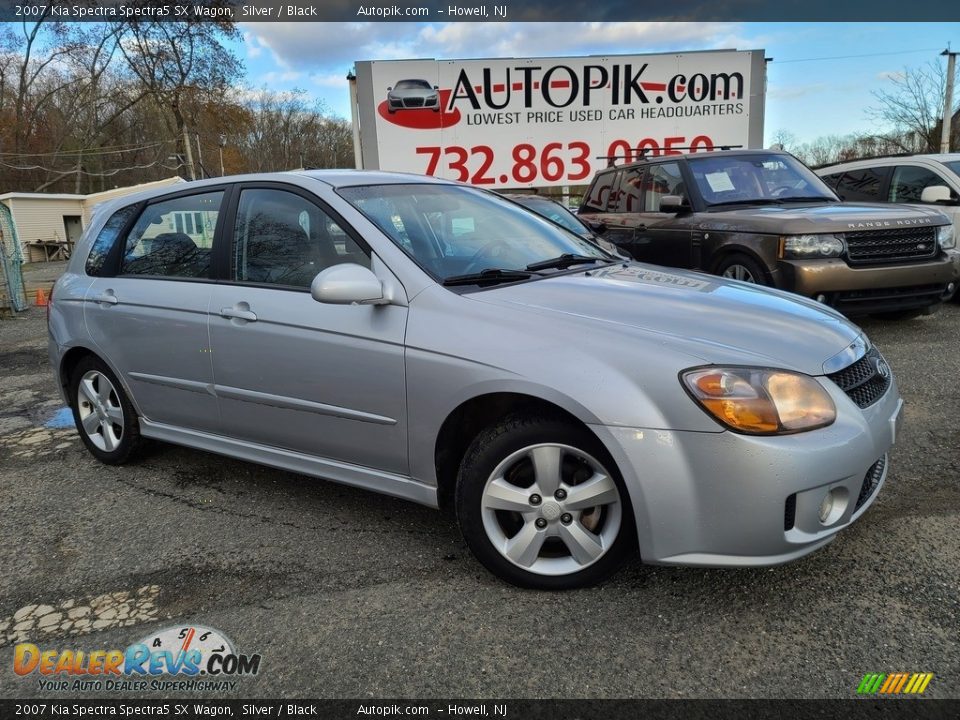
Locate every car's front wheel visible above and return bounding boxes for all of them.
[70,355,143,465]
[455,414,634,589]
[717,253,769,285]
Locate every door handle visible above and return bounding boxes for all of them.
[95,291,118,305]
[219,305,257,322]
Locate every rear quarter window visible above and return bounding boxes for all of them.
[85,205,138,277]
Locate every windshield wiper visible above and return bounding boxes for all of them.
[525,254,606,271]
[777,195,839,202]
[707,198,784,207]
[442,268,535,286]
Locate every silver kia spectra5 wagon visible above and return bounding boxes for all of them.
[48,171,903,589]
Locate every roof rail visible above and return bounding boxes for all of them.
[814,151,929,170]
[595,145,744,167]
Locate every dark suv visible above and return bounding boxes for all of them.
[578,150,959,317]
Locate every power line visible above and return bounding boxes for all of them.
[0,158,181,176]
[774,48,944,64]
[0,141,173,159]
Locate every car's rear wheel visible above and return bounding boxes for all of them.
[717,254,768,285]
[70,356,143,465]
[455,414,634,589]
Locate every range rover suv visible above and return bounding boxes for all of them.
[578,150,959,318]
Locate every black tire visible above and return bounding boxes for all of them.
[455,413,635,590]
[715,253,770,286]
[69,355,143,465]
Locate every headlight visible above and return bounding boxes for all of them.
[681,367,836,434]
[780,234,844,259]
[937,224,955,250]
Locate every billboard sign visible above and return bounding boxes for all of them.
[352,50,766,188]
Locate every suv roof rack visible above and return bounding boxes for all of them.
[596,145,745,168]
[813,152,931,171]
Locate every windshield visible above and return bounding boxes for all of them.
[687,153,837,206]
[395,80,431,90]
[514,198,591,237]
[339,184,610,282]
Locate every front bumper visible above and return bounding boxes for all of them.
[777,251,960,313]
[592,375,902,567]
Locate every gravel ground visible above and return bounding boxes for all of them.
[0,293,957,699]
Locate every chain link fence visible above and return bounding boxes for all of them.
[0,202,27,313]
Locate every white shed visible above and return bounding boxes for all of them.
[0,177,185,263]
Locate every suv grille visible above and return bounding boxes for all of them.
[826,348,891,408]
[844,226,938,265]
[855,456,887,511]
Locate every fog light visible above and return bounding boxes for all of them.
[818,493,834,523]
[817,487,849,526]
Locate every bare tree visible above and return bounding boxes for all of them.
[114,10,241,179]
[868,60,960,152]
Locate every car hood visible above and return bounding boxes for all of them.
[698,201,949,234]
[468,263,862,376]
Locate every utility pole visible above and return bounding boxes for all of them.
[181,124,196,181]
[195,132,205,179]
[941,47,957,153]
[218,135,226,177]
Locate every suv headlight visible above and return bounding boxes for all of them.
[681,367,836,435]
[937,224,955,250]
[780,234,845,259]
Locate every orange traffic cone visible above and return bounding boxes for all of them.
[35,288,48,307]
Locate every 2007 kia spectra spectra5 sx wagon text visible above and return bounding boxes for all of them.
[48,171,903,589]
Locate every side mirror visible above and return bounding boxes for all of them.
[433,85,439,90]
[585,219,607,235]
[920,185,953,204]
[387,86,393,92]
[659,195,688,213]
[311,264,386,305]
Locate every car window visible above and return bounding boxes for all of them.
[888,166,954,203]
[818,172,843,190]
[834,168,888,202]
[232,188,369,288]
[119,192,222,278]
[339,184,608,281]
[641,163,684,212]
[582,171,617,212]
[85,205,137,277]
[615,167,644,213]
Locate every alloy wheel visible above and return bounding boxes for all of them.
[479,443,622,576]
[76,370,124,452]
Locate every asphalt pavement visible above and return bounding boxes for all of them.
[0,297,957,699]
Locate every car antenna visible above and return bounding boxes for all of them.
[595,145,745,167]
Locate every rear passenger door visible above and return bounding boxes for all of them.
[83,189,227,432]
[206,184,409,475]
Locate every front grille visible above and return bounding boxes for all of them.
[404,97,425,107]
[784,493,797,531]
[844,226,938,266]
[827,347,891,408]
[855,456,887,511]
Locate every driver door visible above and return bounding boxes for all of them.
[207,184,410,475]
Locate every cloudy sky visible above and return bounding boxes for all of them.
[237,21,960,144]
